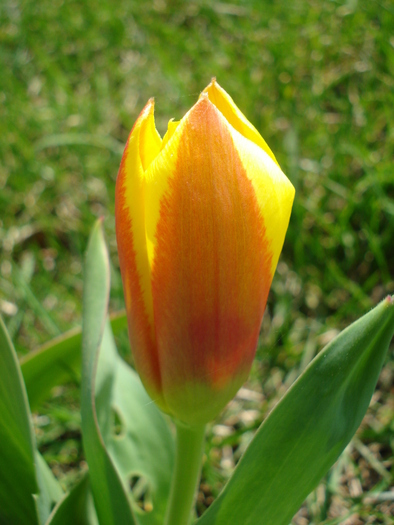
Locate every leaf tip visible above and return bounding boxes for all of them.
[385,295,393,306]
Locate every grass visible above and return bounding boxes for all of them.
[1,0,394,522]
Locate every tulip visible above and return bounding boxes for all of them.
[115,79,295,426]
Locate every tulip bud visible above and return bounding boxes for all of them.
[115,80,295,425]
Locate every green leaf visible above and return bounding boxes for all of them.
[45,474,99,525]
[197,296,394,525]
[81,219,175,524]
[20,311,127,410]
[35,451,64,524]
[0,316,39,525]
[98,321,174,525]
[81,219,136,525]
[0,317,64,525]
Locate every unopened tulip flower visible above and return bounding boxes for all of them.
[115,80,295,426]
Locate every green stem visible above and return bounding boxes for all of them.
[164,421,206,525]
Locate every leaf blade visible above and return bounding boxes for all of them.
[81,219,136,525]
[0,317,64,525]
[103,330,175,524]
[197,296,394,525]
[0,316,39,525]
[45,474,99,525]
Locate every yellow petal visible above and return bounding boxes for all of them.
[144,111,192,267]
[226,123,295,274]
[161,119,180,150]
[115,100,166,409]
[117,100,160,326]
[139,98,162,171]
[202,78,280,167]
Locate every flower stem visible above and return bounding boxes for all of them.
[164,421,206,525]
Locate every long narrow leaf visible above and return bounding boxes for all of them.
[45,474,98,525]
[197,296,394,525]
[81,219,136,525]
[0,316,39,525]
[35,452,64,524]
[97,321,174,525]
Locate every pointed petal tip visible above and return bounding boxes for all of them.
[201,77,219,96]
[204,77,219,93]
[194,93,218,115]
[146,97,155,112]
[139,98,155,117]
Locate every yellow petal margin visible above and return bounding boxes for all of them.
[115,99,167,411]
[203,78,280,166]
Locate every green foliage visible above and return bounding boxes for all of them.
[197,297,394,525]
[0,316,63,524]
[0,316,39,524]
[81,219,136,524]
[46,474,98,525]
[0,221,394,525]
[20,311,127,410]
[80,220,174,525]
[0,222,176,524]
[1,220,393,524]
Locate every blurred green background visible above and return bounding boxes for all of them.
[1,0,394,522]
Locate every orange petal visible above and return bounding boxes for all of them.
[150,97,274,424]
